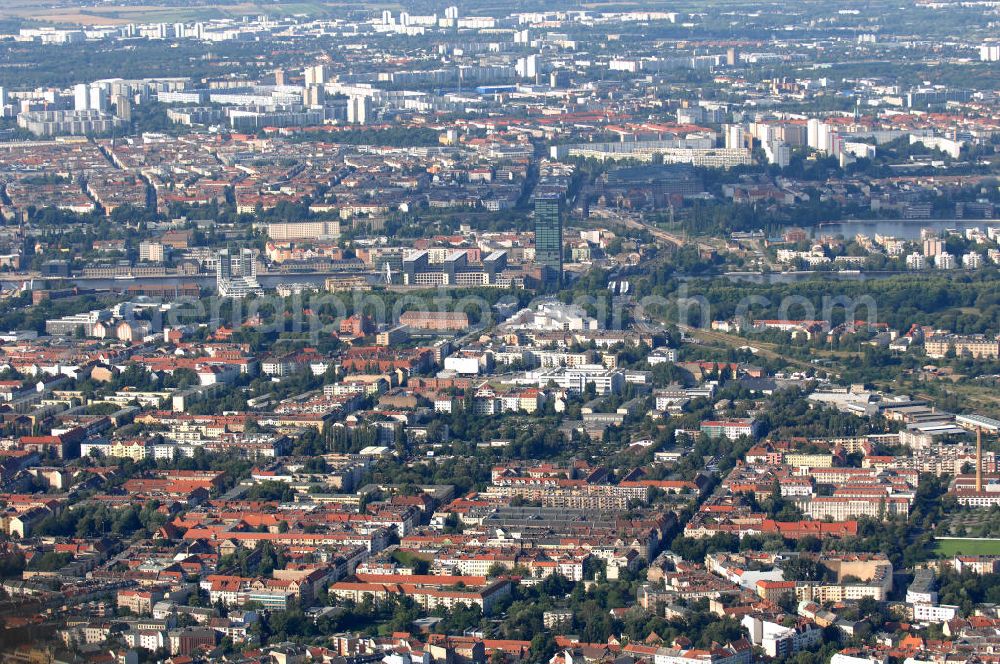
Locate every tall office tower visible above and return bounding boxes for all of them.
[817,124,833,153]
[763,140,790,168]
[534,194,563,287]
[304,65,327,86]
[381,10,393,24]
[445,6,459,19]
[516,54,538,79]
[74,83,90,111]
[304,85,325,107]
[110,80,131,97]
[216,248,263,298]
[923,237,944,257]
[806,118,821,150]
[0,86,7,108]
[139,241,165,263]
[273,69,287,86]
[829,132,844,157]
[347,95,372,124]
[724,124,745,149]
[89,85,109,112]
[112,95,132,121]
[726,47,738,66]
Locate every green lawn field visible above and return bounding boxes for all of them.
[934,539,1000,557]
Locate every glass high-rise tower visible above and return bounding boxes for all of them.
[216,248,263,298]
[534,194,563,287]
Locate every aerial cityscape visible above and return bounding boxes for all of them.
[0,0,998,662]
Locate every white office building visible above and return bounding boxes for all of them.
[347,95,373,124]
[935,252,956,270]
[74,83,90,111]
[89,84,109,112]
[763,140,790,167]
[522,364,624,395]
[724,124,745,149]
[216,248,263,298]
[963,252,983,269]
[912,603,958,623]
[516,54,538,79]
[905,252,927,270]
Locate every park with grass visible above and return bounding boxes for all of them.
[934,538,1000,557]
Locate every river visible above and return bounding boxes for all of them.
[813,218,995,240]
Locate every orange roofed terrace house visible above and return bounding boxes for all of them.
[329,573,512,615]
[653,640,753,664]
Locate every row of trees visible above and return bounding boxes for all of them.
[33,500,168,539]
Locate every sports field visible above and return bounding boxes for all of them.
[934,539,1000,556]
